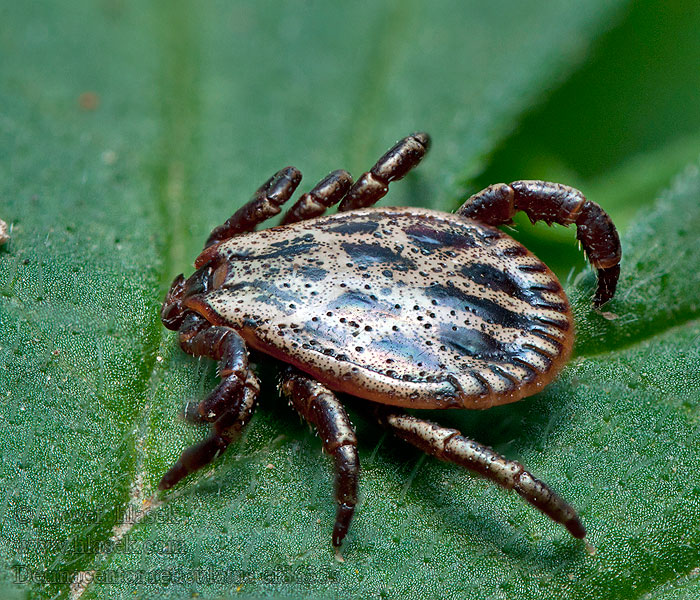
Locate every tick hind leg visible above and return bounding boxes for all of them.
[159,312,260,490]
[281,368,359,547]
[205,166,302,248]
[457,180,621,306]
[375,408,586,539]
[337,132,431,212]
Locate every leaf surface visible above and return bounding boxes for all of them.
[3,2,700,599]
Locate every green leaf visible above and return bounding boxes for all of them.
[3,1,700,599]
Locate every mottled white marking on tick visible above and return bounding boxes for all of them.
[196,207,573,409]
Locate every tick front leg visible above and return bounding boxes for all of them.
[457,180,621,306]
[376,408,586,539]
[158,312,260,490]
[338,132,430,212]
[161,274,188,331]
[205,166,302,248]
[177,313,250,422]
[281,368,359,547]
[280,169,354,225]
[159,371,259,490]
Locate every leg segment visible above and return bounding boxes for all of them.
[337,132,431,212]
[280,169,354,225]
[159,371,259,490]
[457,180,621,306]
[159,312,259,490]
[280,368,359,547]
[176,313,249,422]
[205,166,302,248]
[376,408,586,539]
[161,274,188,331]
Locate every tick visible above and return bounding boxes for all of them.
[159,132,621,547]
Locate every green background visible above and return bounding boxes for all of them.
[1,1,700,598]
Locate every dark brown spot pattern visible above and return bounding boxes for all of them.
[194,207,574,409]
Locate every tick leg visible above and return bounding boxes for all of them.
[281,368,359,547]
[375,408,586,539]
[176,312,250,422]
[159,371,259,490]
[457,181,621,306]
[337,132,431,212]
[280,169,354,225]
[205,166,302,248]
[161,274,188,331]
[160,308,258,489]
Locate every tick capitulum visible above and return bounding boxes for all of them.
[159,132,621,547]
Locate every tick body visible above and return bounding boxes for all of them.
[190,208,573,410]
[159,132,621,547]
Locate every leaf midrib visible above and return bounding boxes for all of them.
[69,3,202,597]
